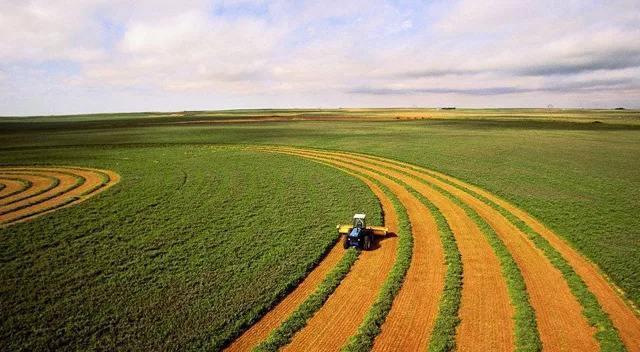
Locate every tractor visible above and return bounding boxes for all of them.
[336,214,388,250]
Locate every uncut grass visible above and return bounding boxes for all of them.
[0,146,381,351]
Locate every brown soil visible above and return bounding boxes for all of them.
[0,167,119,226]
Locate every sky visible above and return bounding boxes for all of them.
[1,0,639,115]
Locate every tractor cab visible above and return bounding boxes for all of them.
[353,214,366,229]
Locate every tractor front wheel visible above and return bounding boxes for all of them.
[343,235,350,249]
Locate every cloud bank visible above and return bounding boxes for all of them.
[1,0,639,115]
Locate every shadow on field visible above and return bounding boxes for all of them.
[370,232,397,250]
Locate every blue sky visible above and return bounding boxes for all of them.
[0,0,639,115]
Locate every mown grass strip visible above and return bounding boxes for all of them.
[279,148,461,352]
[0,177,32,200]
[253,248,360,352]
[7,196,80,224]
[415,181,541,352]
[253,149,399,352]
[0,174,85,216]
[0,174,59,206]
[413,191,463,352]
[321,150,538,351]
[420,169,625,351]
[341,184,412,352]
[371,174,462,351]
[347,150,625,351]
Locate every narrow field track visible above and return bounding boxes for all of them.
[0,166,120,226]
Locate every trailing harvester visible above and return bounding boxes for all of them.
[337,214,388,250]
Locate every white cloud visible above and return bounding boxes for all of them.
[0,0,107,62]
[1,0,639,115]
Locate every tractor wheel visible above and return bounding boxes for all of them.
[363,235,372,250]
[343,235,350,249]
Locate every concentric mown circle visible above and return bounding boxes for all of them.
[0,166,120,226]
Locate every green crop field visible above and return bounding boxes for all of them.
[1,108,639,350]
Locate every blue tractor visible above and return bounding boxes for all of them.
[337,214,388,250]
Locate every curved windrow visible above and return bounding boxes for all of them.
[224,146,640,352]
[0,166,120,226]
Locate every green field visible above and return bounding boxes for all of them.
[1,108,639,349]
[0,146,381,350]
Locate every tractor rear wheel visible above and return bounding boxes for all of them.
[363,234,372,250]
[343,235,350,249]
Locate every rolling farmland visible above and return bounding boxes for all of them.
[1,109,639,351]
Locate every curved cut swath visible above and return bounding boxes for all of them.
[225,146,640,352]
[0,166,120,226]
